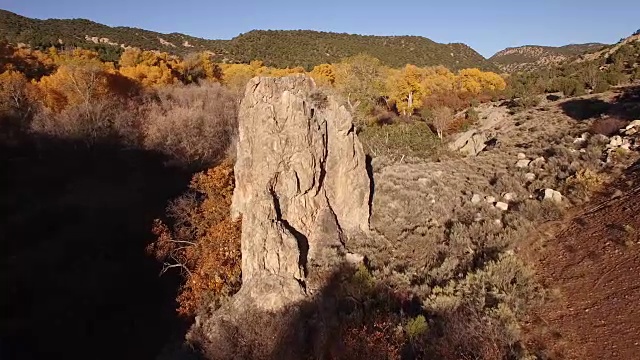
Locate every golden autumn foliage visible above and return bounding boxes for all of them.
[36,61,113,112]
[36,58,139,112]
[118,49,182,87]
[386,65,425,115]
[0,70,37,137]
[220,63,256,92]
[50,48,103,65]
[178,52,223,83]
[147,160,241,316]
[119,62,177,87]
[263,66,305,77]
[456,68,506,94]
[310,63,336,86]
[0,70,33,111]
[385,65,504,115]
[421,66,456,94]
[334,54,387,115]
[0,43,55,79]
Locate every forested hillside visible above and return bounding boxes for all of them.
[0,9,496,70]
[490,43,607,72]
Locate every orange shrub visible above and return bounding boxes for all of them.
[147,160,241,316]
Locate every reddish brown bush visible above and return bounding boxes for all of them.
[434,307,509,360]
[446,115,474,134]
[422,92,469,112]
[335,319,403,360]
[147,160,241,316]
[589,116,626,136]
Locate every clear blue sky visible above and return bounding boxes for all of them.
[1,0,638,57]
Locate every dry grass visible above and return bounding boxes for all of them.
[30,99,140,145]
[142,82,238,167]
[358,121,444,160]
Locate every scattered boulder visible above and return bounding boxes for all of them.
[503,192,516,202]
[485,195,496,203]
[495,201,509,211]
[624,127,638,136]
[625,120,640,130]
[524,172,536,181]
[516,159,531,168]
[609,135,623,147]
[592,134,610,143]
[449,129,476,151]
[623,121,640,136]
[471,193,482,204]
[573,132,589,145]
[531,157,546,166]
[345,252,366,266]
[449,129,492,156]
[459,133,489,156]
[517,152,527,160]
[542,188,563,203]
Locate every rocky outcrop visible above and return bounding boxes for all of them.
[448,105,509,156]
[232,74,370,307]
[192,74,371,355]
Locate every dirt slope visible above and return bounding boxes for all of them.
[529,167,640,359]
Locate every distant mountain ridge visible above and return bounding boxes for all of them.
[0,9,497,71]
[490,43,608,72]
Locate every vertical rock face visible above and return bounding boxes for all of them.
[230,75,370,311]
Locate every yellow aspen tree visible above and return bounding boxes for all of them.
[119,63,177,87]
[220,63,256,92]
[119,48,143,67]
[422,66,456,94]
[334,54,385,114]
[310,63,336,86]
[37,61,110,111]
[0,70,35,116]
[456,68,483,94]
[386,64,425,115]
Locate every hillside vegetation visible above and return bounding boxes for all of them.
[0,9,496,71]
[503,32,640,104]
[490,43,607,72]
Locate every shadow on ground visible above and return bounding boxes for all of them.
[0,134,193,359]
[560,85,640,121]
[191,264,516,360]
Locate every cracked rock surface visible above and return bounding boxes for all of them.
[231,74,370,311]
